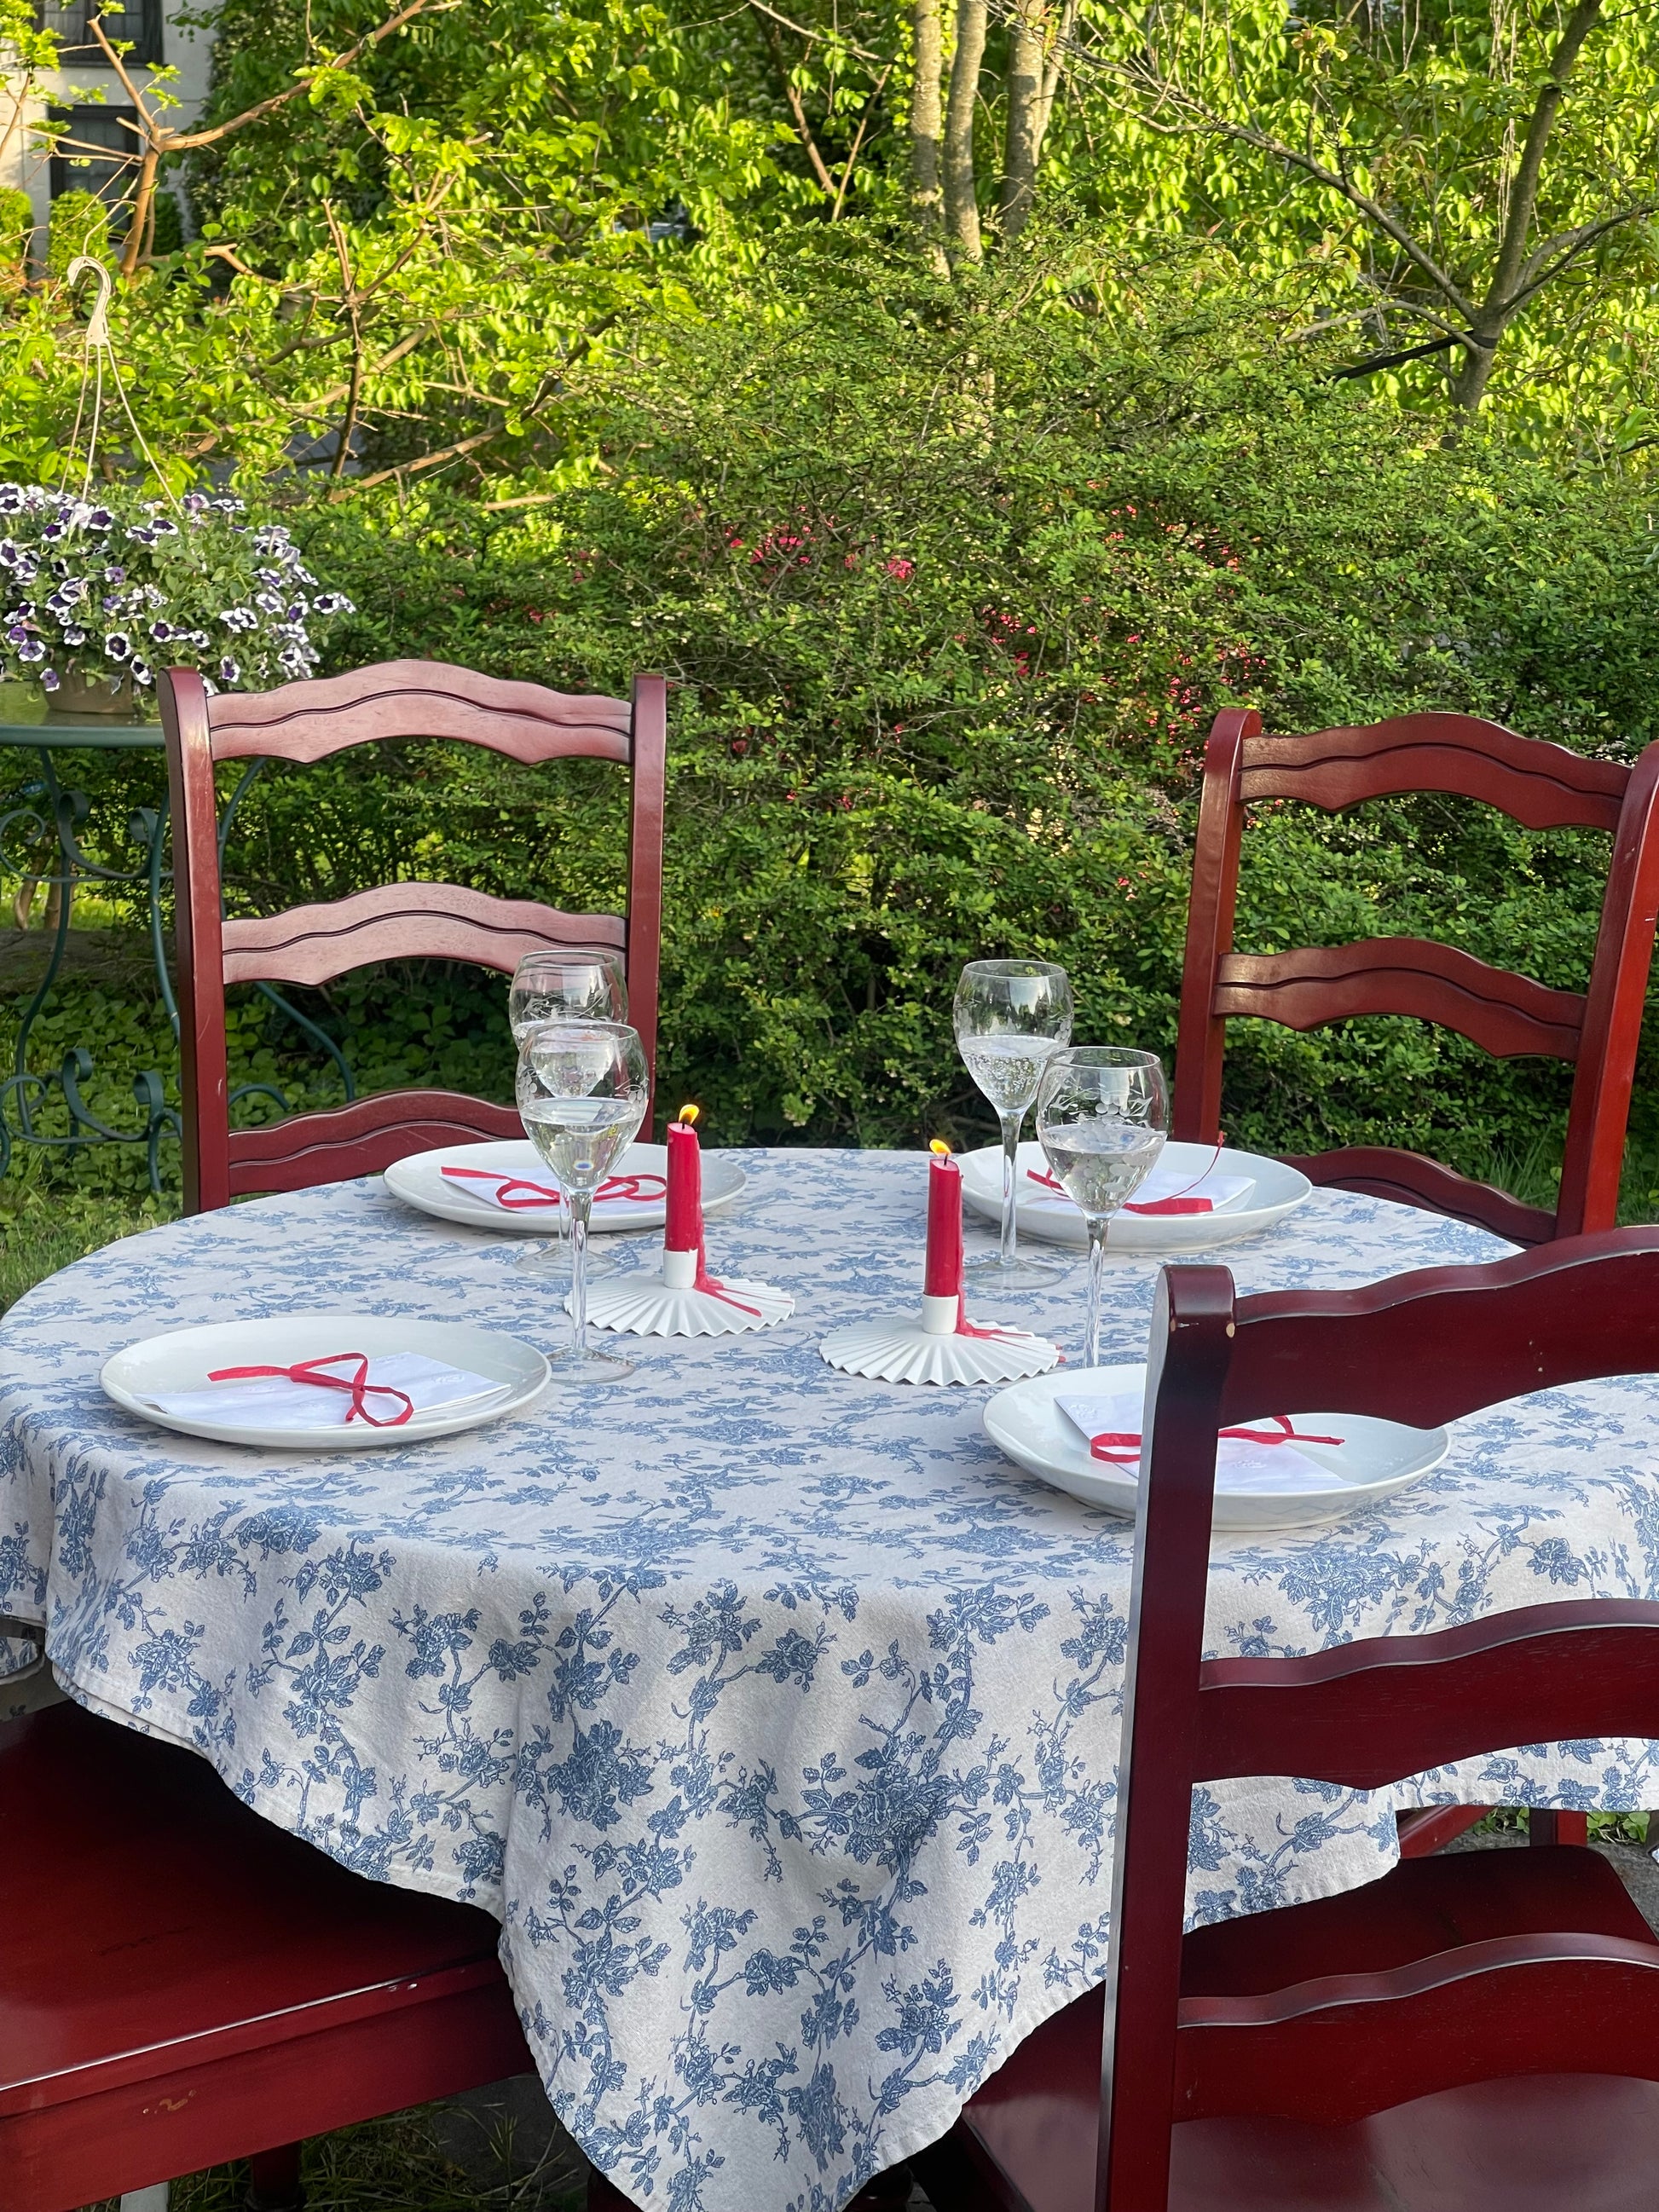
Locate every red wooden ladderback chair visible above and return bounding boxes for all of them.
[934,1230,1659,2212]
[160,659,667,1215]
[1174,710,1659,1246]
[0,1695,532,2210]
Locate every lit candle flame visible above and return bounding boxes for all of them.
[678,1104,701,1127]
[929,1138,951,1157]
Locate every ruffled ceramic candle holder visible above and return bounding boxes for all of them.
[579,1245,795,1337]
[819,1141,1060,1386]
[576,1105,793,1339]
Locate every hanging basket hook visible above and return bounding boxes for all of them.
[66,255,114,352]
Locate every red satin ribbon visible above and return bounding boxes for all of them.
[1089,1412,1344,1465]
[205,1352,415,1428]
[1027,1143,1226,1216]
[441,1166,668,1210]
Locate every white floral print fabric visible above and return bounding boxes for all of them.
[3,1151,1657,2212]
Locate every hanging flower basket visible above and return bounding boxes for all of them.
[0,482,355,713]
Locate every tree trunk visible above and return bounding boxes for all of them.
[910,0,948,271]
[944,0,986,263]
[998,0,1047,241]
[1449,330,1501,412]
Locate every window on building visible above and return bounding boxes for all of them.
[37,0,163,69]
[49,105,140,207]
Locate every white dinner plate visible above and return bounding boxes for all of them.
[383,1140,747,1237]
[961,1140,1311,1252]
[982,1363,1448,1529]
[101,1315,552,1451]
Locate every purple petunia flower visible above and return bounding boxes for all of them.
[105,565,125,584]
[150,620,172,641]
[104,632,131,661]
[313,592,351,615]
[17,638,45,662]
[62,626,84,645]
[40,667,58,691]
[6,623,26,644]
[219,656,240,684]
[130,658,153,685]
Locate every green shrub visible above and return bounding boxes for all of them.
[0,188,33,271]
[46,189,109,278]
[11,235,1659,1196]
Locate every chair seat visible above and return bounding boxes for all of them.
[959,1848,1659,2212]
[1,1701,530,2211]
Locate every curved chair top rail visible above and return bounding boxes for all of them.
[1241,713,1628,832]
[194,660,635,767]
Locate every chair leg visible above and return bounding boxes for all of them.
[1530,1810,1590,1846]
[247,2145,305,2210]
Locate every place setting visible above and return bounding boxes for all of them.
[95,950,790,1449]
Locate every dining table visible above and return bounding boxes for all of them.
[5,1146,1659,2212]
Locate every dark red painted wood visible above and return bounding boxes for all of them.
[1396,1805,1488,1857]
[942,1229,1659,2212]
[1214,938,1587,1060]
[0,1700,532,2212]
[1171,712,1659,1244]
[160,661,668,1215]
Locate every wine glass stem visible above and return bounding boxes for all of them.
[1084,1217,1108,1367]
[998,1110,1024,1268]
[569,1192,593,1359]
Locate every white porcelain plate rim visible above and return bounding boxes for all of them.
[960,1139,1311,1251]
[981,1361,1449,1529]
[383,1139,747,1236]
[101,1314,552,1451]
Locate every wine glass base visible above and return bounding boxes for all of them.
[546,1342,634,1383]
[514,1241,618,1278]
[964,1249,1073,1288]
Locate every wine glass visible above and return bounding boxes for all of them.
[955,958,1074,1286]
[1035,1047,1168,1367]
[516,1019,650,1383]
[508,954,628,1275]
[509,952,627,1040]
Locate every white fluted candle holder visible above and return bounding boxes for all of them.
[573,1245,795,1338]
[820,1292,1061,1387]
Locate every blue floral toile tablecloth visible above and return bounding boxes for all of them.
[4,1148,1659,2211]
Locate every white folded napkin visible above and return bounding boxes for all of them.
[1055,1389,1344,1493]
[146,1352,504,1430]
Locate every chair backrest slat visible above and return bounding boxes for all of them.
[160,658,667,1214]
[1238,714,1627,829]
[1173,708,1659,1242]
[1096,1233,1659,2212]
[1215,940,1587,1060]
[220,886,627,990]
[204,658,633,765]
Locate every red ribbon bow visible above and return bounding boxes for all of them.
[1089,1412,1344,1465]
[441,1166,668,1210]
[205,1352,415,1428]
[1027,1143,1226,1216]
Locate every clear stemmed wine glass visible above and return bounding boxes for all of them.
[516,1019,650,1383]
[1035,1047,1169,1367]
[508,955,629,1276]
[509,951,627,1040]
[955,958,1075,1287]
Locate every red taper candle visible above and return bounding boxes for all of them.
[665,1104,704,1253]
[924,1139,963,1297]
